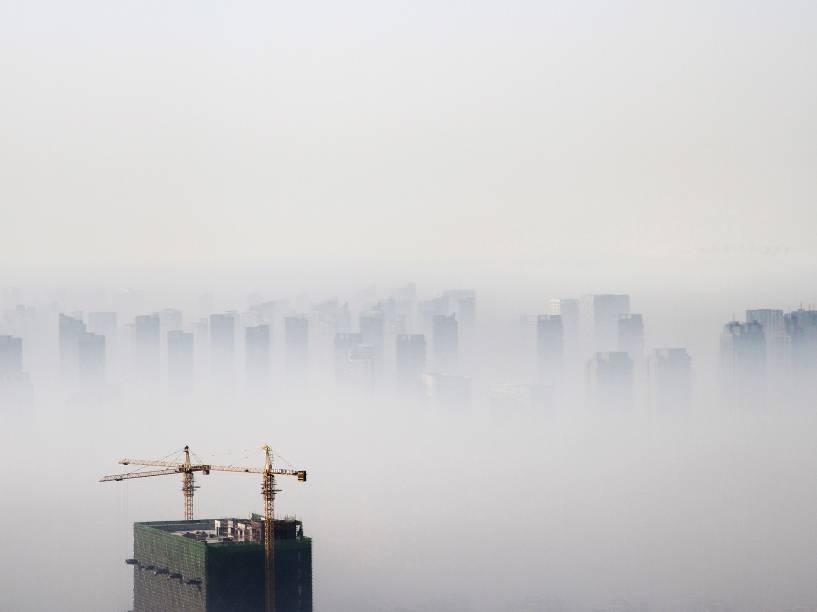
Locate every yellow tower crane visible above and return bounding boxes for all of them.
[99,445,211,520]
[100,444,307,612]
[206,445,307,612]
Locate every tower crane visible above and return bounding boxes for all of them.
[206,445,307,612]
[100,444,307,612]
[99,445,211,520]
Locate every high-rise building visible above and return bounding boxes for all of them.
[550,298,579,353]
[131,517,312,612]
[443,290,476,330]
[536,315,563,385]
[587,351,634,408]
[784,309,817,399]
[59,313,86,381]
[334,332,363,385]
[346,343,375,388]
[167,330,194,393]
[245,324,271,385]
[0,335,23,373]
[746,309,788,393]
[720,320,766,409]
[132,314,161,381]
[285,315,309,374]
[395,334,426,392]
[209,313,237,379]
[582,294,630,354]
[359,310,385,378]
[617,314,644,362]
[432,313,458,373]
[77,332,106,385]
[647,348,691,411]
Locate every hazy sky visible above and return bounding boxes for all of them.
[2,1,816,276]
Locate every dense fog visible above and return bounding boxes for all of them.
[3,1,817,611]
[3,274,817,612]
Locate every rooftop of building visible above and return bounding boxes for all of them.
[136,516,306,546]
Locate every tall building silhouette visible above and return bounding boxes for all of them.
[132,314,161,382]
[59,313,86,382]
[396,334,426,392]
[720,320,766,409]
[334,332,363,386]
[647,348,691,411]
[209,313,237,378]
[77,332,106,385]
[245,324,271,385]
[784,309,817,401]
[0,335,23,373]
[536,315,563,385]
[359,310,385,380]
[587,351,634,409]
[582,294,630,354]
[285,315,309,375]
[617,313,644,368]
[167,330,194,394]
[432,313,458,373]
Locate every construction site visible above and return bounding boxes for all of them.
[130,516,312,612]
[101,445,311,612]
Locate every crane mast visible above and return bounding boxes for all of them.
[100,444,211,520]
[262,445,279,612]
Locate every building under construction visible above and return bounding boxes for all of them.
[130,516,312,612]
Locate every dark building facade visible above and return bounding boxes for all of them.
[131,517,312,612]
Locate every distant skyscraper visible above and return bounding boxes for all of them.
[59,313,86,382]
[432,313,458,373]
[536,315,563,385]
[418,297,446,337]
[209,313,237,376]
[346,343,375,388]
[59,314,85,381]
[245,324,271,385]
[334,332,363,385]
[77,332,106,385]
[720,320,766,409]
[647,348,691,411]
[550,298,579,352]
[285,315,309,374]
[0,335,23,373]
[784,309,817,391]
[582,294,630,354]
[359,310,385,379]
[132,314,160,382]
[746,309,787,392]
[587,351,634,409]
[617,314,644,363]
[396,334,426,392]
[167,330,194,394]
[443,290,476,330]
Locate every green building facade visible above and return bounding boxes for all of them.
[131,518,312,612]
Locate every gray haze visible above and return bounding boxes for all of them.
[2,2,817,612]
